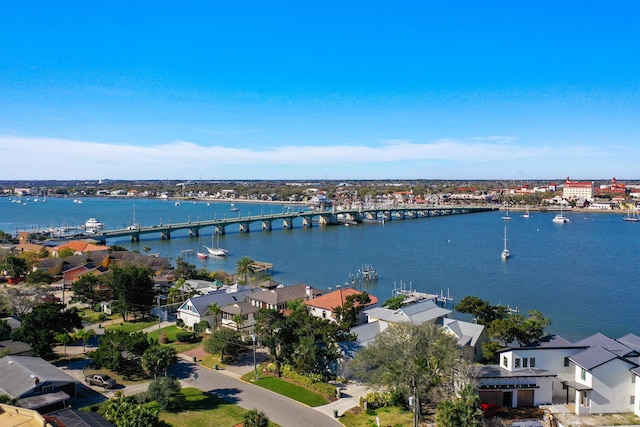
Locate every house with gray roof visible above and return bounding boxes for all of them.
[442,318,487,362]
[220,300,261,332]
[363,299,451,325]
[474,332,640,415]
[567,333,640,416]
[176,287,254,329]
[0,356,79,412]
[246,283,322,311]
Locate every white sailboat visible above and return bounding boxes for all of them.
[624,208,640,222]
[502,204,512,220]
[127,204,140,229]
[552,206,570,223]
[501,225,510,261]
[203,232,228,256]
[522,205,530,219]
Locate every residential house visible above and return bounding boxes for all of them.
[51,242,110,260]
[176,287,254,329]
[567,333,640,416]
[220,300,261,332]
[473,332,640,414]
[363,299,451,326]
[0,356,79,412]
[304,288,378,325]
[246,283,322,311]
[0,403,54,426]
[108,251,170,274]
[442,318,487,362]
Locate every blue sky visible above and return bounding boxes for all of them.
[1,1,639,180]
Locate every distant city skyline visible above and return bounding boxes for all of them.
[1,2,639,180]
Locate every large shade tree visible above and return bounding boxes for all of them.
[350,322,463,426]
[108,263,155,322]
[12,302,82,357]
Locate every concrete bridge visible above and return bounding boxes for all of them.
[91,205,495,243]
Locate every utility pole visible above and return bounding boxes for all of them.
[252,327,258,381]
[157,295,162,332]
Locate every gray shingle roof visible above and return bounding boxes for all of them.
[443,318,485,347]
[350,320,389,347]
[570,346,622,371]
[179,287,254,316]
[248,283,321,306]
[0,356,78,398]
[364,300,451,325]
[573,332,636,357]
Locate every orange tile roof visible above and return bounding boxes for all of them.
[53,241,110,253]
[304,288,378,311]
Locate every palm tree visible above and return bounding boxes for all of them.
[55,333,71,356]
[207,302,221,330]
[143,246,151,255]
[243,409,269,427]
[232,313,245,331]
[74,328,96,353]
[235,256,254,286]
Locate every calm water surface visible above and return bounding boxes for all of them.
[1,196,638,341]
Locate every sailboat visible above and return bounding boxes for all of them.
[624,208,640,222]
[522,205,530,219]
[127,204,140,230]
[552,206,570,223]
[501,225,510,261]
[203,232,229,256]
[502,204,512,220]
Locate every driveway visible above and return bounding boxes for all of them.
[169,360,342,427]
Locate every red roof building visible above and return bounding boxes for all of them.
[305,288,378,324]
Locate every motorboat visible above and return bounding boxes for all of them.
[85,217,105,232]
[197,251,208,259]
[230,203,239,212]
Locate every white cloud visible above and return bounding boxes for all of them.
[0,134,625,180]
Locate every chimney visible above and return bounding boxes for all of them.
[305,285,313,300]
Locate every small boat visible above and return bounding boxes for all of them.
[230,203,239,212]
[552,207,570,224]
[501,225,510,261]
[624,209,640,222]
[522,206,530,219]
[502,204,512,220]
[197,251,208,259]
[127,204,140,229]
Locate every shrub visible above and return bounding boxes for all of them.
[159,332,169,344]
[176,318,184,328]
[364,391,395,409]
[176,332,197,343]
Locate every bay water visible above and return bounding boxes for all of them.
[2,196,637,342]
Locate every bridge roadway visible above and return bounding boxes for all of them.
[90,205,494,243]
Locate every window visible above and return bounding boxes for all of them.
[503,356,508,368]
[42,385,53,393]
[515,358,521,368]
[581,368,587,381]
[523,358,528,368]
[633,373,637,384]
[631,395,635,405]
[564,357,570,367]
[530,358,536,368]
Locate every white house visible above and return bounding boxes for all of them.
[176,287,253,329]
[305,288,378,324]
[567,333,640,416]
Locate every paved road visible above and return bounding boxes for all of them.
[169,360,342,427]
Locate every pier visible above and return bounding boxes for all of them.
[55,204,494,244]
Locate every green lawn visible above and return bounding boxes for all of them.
[147,324,182,342]
[82,310,119,325]
[159,387,280,427]
[248,377,329,407]
[340,406,414,427]
[105,320,158,333]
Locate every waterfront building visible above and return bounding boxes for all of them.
[246,283,322,311]
[473,332,640,415]
[562,177,594,201]
[304,288,378,324]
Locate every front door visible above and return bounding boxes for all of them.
[502,391,513,407]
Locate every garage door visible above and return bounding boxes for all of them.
[517,389,534,407]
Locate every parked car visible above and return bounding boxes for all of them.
[85,374,117,389]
